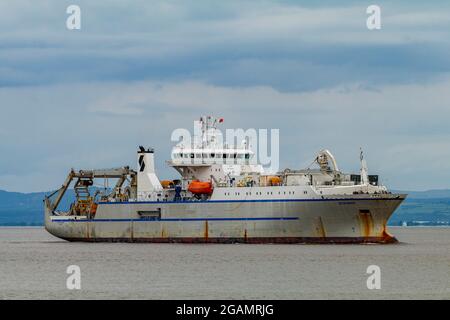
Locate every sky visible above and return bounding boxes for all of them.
[1,0,450,192]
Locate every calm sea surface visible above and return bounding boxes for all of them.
[0,227,448,299]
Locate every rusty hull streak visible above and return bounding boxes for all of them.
[380,225,397,243]
[317,217,327,239]
[131,222,134,242]
[357,211,397,243]
[161,226,167,238]
[358,212,374,238]
[204,220,209,242]
[86,221,90,240]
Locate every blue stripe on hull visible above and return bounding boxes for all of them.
[52,217,299,223]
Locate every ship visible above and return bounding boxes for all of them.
[44,116,406,243]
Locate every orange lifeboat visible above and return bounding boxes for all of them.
[268,176,281,186]
[188,180,213,195]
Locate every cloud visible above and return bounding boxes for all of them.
[0,1,450,90]
[1,1,450,191]
[1,78,450,191]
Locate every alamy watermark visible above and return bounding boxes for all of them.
[366,265,381,290]
[66,5,81,30]
[66,265,81,290]
[366,5,381,30]
[171,121,280,173]
[64,4,382,31]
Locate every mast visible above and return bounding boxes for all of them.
[360,148,369,185]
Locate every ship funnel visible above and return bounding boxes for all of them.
[137,147,162,197]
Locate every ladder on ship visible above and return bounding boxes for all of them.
[74,178,93,201]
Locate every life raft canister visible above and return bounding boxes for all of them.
[161,180,175,189]
[188,180,213,195]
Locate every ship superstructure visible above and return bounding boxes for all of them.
[44,116,405,243]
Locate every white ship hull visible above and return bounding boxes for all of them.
[45,193,405,244]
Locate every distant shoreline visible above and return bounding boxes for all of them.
[1,225,450,228]
[1,189,449,226]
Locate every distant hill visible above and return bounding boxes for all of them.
[0,189,76,226]
[0,188,449,226]
[393,189,450,199]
